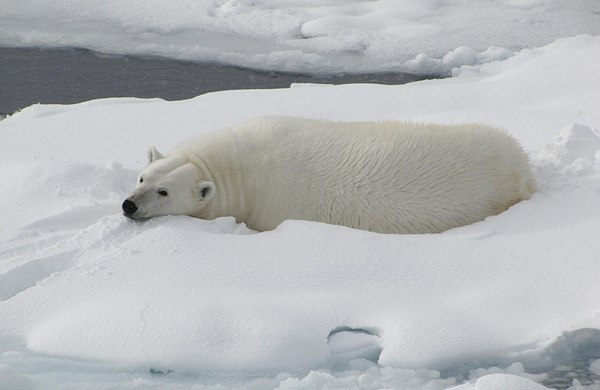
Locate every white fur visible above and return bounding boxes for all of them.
[124,116,536,234]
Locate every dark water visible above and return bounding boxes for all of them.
[0,46,432,116]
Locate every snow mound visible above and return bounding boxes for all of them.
[541,123,600,168]
[405,46,515,75]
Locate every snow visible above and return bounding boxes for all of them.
[0,364,35,390]
[2,26,600,390]
[1,0,599,74]
[448,374,551,390]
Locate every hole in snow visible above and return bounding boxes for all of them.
[327,326,382,367]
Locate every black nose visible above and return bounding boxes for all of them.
[122,199,138,215]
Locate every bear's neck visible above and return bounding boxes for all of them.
[178,129,255,224]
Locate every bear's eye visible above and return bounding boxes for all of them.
[139,177,143,183]
[158,190,168,196]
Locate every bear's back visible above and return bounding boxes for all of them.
[180,117,536,234]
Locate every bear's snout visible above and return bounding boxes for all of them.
[122,199,138,216]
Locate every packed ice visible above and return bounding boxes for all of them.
[1,0,599,74]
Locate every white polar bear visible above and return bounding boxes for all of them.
[123,116,536,234]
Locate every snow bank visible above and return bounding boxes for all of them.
[1,0,599,74]
[1,35,600,388]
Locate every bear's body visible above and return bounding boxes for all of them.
[123,116,536,234]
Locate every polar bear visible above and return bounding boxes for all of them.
[122,116,536,234]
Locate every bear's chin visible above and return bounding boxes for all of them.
[123,213,150,221]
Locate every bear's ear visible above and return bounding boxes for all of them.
[196,181,215,202]
[148,146,164,163]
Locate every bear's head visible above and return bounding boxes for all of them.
[122,146,215,220]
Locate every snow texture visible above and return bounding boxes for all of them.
[0,0,599,74]
[1,34,600,389]
[0,364,35,390]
